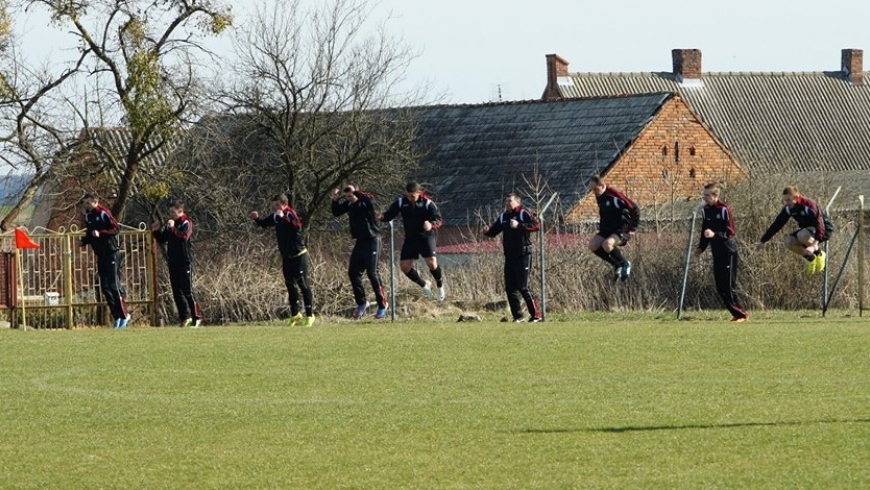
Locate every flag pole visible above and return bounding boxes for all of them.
[16,247,26,332]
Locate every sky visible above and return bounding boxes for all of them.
[12,0,870,104]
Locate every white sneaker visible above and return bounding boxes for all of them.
[422,280,433,299]
[436,285,446,302]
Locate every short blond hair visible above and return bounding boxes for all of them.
[703,182,720,197]
[783,186,800,197]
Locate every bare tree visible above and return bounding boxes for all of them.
[219,0,423,229]
[1,0,232,226]
[0,25,90,230]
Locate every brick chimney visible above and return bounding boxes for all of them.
[542,54,569,101]
[842,48,863,85]
[672,49,702,83]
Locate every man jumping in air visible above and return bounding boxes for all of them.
[756,186,834,275]
[332,185,389,320]
[379,182,445,301]
[81,193,129,329]
[588,176,639,281]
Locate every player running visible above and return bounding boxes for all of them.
[756,186,834,275]
[483,193,543,323]
[250,194,315,327]
[151,200,203,328]
[587,176,639,281]
[693,183,749,322]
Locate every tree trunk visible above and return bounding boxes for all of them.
[111,152,139,221]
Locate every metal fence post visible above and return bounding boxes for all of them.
[63,234,74,329]
[859,195,865,316]
[678,205,701,320]
[823,226,860,316]
[538,193,558,320]
[823,186,842,307]
[389,221,396,322]
[148,233,159,327]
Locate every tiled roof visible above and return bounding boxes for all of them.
[412,93,673,226]
[557,71,870,174]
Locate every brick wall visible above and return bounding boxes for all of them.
[568,96,746,222]
[0,252,14,307]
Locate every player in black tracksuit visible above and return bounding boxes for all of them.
[484,193,543,322]
[331,185,388,319]
[694,183,749,322]
[250,194,315,327]
[756,186,834,276]
[588,176,639,281]
[152,200,202,327]
[80,193,129,328]
[380,181,446,301]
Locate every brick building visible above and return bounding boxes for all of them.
[410,93,745,228]
[540,48,870,204]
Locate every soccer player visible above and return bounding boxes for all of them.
[693,183,749,322]
[80,193,129,329]
[483,193,543,323]
[331,185,388,319]
[756,186,834,275]
[250,194,315,327]
[151,200,202,328]
[587,176,639,281]
[379,182,445,301]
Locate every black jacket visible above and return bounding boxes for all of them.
[596,186,639,232]
[80,204,120,256]
[254,206,306,258]
[484,206,541,257]
[760,195,833,243]
[698,201,737,253]
[153,214,194,264]
[331,190,381,240]
[381,194,442,239]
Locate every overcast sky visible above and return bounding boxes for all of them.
[14,0,870,104]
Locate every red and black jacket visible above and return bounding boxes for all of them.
[381,194,442,239]
[484,206,541,257]
[254,206,306,258]
[81,204,120,256]
[698,201,737,253]
[153,214,194,264]
[331,190,381,240]
[596,186,639,233]
[760,196,831,243]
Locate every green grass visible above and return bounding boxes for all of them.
[2,315,870,489]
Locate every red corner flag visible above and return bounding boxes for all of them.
[14,228,40,249]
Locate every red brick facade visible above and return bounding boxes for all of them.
[567,96,746,223]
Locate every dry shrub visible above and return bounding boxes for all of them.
[150,177,868,323]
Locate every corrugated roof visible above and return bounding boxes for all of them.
[74,127,181,194]
[558,71,870,174]
[412,93,673,226]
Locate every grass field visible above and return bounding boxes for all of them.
[2,313,870,489]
